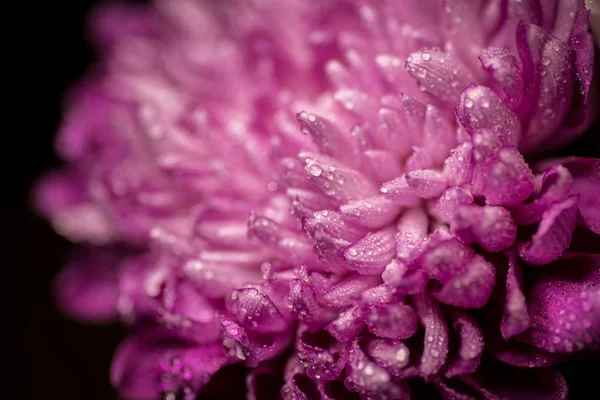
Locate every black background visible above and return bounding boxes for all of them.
[10,0,599,399]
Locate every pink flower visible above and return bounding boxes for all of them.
[36,1,598,399]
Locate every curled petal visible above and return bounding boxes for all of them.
[560,157,600,233]
[340,196,401,229]
[519,196,578,265]
[396,207,429,262]
[501,254,530,340]
[470,146,534,206]
[380,175,421,206]
[344,228,397,275]
[451,204,517,252]
[457,85,521,147]
[435,255,496,309]
[225,288,287,334]
[444,310,484,378]
[420,231,474,283]
[365,303,419,340]
[248,214,314,263]
[322,274,381,308]
[406,49,475,106]
[326,305,366,342]
[432,187,474,223]
[522,254,600,354]
[54,250,120,323]
[297,328,348,381]
[300,152,379,203]
[406,169,449,198]
[289,279,336,329]
[345,341,410,399]
[479,47,523,105]
[297,112,353,164]
[412,291,449,377]
[111,329,228,400]
[513,165,574,225]
[364,338,411,376]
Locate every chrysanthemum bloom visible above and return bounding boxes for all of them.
[36,0,599,399]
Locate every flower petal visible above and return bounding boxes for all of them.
[457,85,521,147]
[406,49,475,106]
[501,254,530,340]
[366,303,419,340]
[519,196,578,265]
[444,310,484,378]
[111,329,228,400]
[451,204,517,252]
[344,228,397,275]
[435,255,496,309]
[54,249,120,323]
[521,254,600,354]
[413,292,449,377]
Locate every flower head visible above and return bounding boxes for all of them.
[36,0,599,399]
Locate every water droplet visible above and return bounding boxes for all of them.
[480,98,490,108]
[464,98,474,108]
[421,52,431,61]
[417,68,427,78]
[309,164,323,177]
[542,57,551,66]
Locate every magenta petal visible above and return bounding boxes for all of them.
[451,204,517,252]
[325,305,366,342]
[380,175,421,206]
[111,329,228,400]
[470,146,534,206]
[518,23,574,153]
[289,279,336,329]
[413,292,449,377]
[521,254,600,354]
[559,157,600,233]
[512,165,574,226]
[322,274,380,308]
[457,85,521,147]
[406,169,448,198]
[297,328,348,381]
[365,338,411,377]
[501,254,530,340]
[444,310,483,378]
[225,288,287,334]
[340,196,400,229]
[54,250,120,323]
[297,112,353,165]
[396,208,429,262]
[345,341,410,399]
[366,303,418,340]
[300,152,379,203]
[344,228,397,275]
[432,187,474,223]
[435,255,496,309]
[519,196,578,265]
[420,231,474,283]
[406,49,475,106]
[479,47,524,105]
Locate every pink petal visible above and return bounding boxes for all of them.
[444,310,484,378]
[413,291,449,376]
[457,84,521,147]
[520,196,578,265]
[406,49,476,106]
[366,303,419,340]
[501,254,530,340]
[451,204,517,252]
[435,255,496,309]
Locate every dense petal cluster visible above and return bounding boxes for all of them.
[36,0,599,399]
